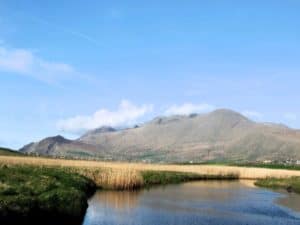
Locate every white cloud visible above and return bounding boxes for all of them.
[283,113,297,121]
[0,45,76,83]
[242,110,263,120]
[164,103,215,116]
[57,100,153,133]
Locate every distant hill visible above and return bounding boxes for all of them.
[20,135,99,158]
[0,147,21,156]
[20,109,300,163]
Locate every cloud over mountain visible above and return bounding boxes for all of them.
[164,103,215,116]
[57,100,153,134]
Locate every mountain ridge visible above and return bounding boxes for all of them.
[20,109,300,162]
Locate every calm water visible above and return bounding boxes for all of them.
[83,181,300,225]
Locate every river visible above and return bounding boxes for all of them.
[82,181,300,225]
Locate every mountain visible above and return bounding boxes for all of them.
[20,135,99,158]
[79,126,116,140]
[20,109,300,162]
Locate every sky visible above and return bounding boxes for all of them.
[0,0,300,149]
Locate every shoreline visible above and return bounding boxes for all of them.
[255,177,300,194]
[0,165,96,225]
[1,156,300,224]
[0,165,239,224]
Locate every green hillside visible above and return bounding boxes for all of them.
[0,147,21,156]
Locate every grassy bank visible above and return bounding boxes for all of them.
[233,163,300,171]
[0,165,95,225]
[1,159,300,225]
[255,177,300,194]
[0,148,22,156]
[141,171,238,187]
[72,168,239,190]
[0,163,239,224]
[2,155,300,225]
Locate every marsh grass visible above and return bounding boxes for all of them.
[1,156,300,224]
[75,168,144,190]
[233,163,300,171]
[0,156,242,191]
[2,156,300,179]
[141,171,239,187]
[0,165,95,223]
[255,177,300,193]
[2,155,300,192]
[0,162,239,224]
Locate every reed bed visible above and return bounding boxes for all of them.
[74,168,143,190]
[255,177,300,193]
[1,156,300,188]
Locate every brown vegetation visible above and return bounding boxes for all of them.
[1,156,300,183]
[74,167,143,190]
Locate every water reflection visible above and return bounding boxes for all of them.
[83,181,300,225]
[90,190,140,211]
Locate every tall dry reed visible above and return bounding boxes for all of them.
[1,156,300,182]
[75,167,143,190]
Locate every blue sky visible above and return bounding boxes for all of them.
[0,1,300,149]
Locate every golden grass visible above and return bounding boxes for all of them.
[75,167,143,190]
[1,155,300,188]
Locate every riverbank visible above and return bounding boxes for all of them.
[1,155,300,224]
[0,165,96,225]
[83,180,300,225]
[255,177,300,194]
[0,164,239,224]
[141,171,238,188]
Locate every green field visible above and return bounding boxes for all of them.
[232,162,300,171]
[0,147,22,156]
[178,161,300,171]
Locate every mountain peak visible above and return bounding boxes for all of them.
[20,135,71,154]
[210,108,250,121]
[42,135,71,144]
[150,115,186,125]
[211,108,244,116]
[90,126,116,133]
[79,126,116,140]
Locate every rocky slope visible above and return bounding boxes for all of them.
[20,135,99,158]
[20,109,300,162]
